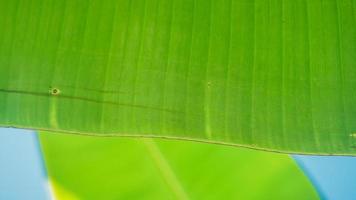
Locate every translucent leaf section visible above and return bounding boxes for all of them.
[39,132,319,200]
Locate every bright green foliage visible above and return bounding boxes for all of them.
[39,132,319,200]
[1,0,356,155]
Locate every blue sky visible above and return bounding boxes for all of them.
[0,128,51,200]
[1,127,356,200]
[294,155,356,200]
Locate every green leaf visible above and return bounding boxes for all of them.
[39,132,319,200]
[1,0,356,154]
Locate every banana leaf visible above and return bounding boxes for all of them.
[39,131,319,200]
[1,0,356,155]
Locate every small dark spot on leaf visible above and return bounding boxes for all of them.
[50,87,60,96]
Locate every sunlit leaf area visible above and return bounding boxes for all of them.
[1,0,355,199]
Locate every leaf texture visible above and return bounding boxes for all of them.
[0,0,356,155]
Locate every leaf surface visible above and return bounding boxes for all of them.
[1,0,356,154]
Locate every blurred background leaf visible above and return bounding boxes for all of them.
[40,132,319,200]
